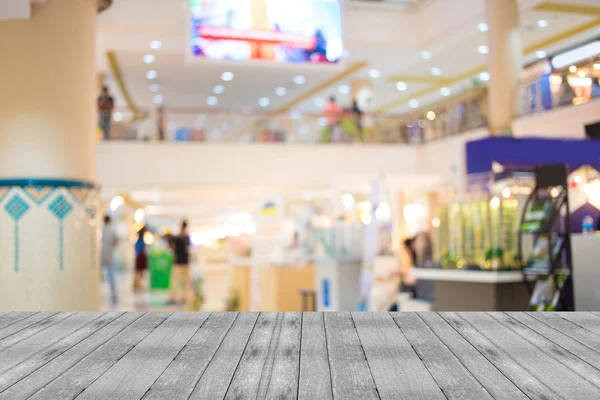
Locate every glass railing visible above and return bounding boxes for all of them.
[98,57,599,145]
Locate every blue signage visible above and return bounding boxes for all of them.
[322,279,330,307]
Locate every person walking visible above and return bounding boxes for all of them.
[101,215,119,304]
[168,221,192,306]
[133,226,148,292]
[97,86,114,140]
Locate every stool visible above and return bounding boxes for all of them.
[298,289,316,311]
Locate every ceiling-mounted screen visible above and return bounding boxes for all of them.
[189,0,343,64]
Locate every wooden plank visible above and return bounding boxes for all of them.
[527,312,600,352]
[143,313,237,399]
[75,312,209,400]
[418,313,528,400]
[0,313,36,330]
[223,312,280,400]
[553,312,600,335]
[188,312,259,399]
[506,312,600,371]
[0,313,101,377]
[352,312,444,400]
[298,313,333,400]
[392,313,493,400]
[323,312,378,399]
[451,312,600,399]
[26,312,170,400]
[0,313,143,400]
[265,312,302,400]
[256,313,285,400]
[0,312,60,343]
[439,312,561,399]
[491,312,600,388]
[0,312,122,393]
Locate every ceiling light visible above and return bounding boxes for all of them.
[569,65,577,73]
[113,112,123,122]
[275,87,287,96]
[214,85,225,94]
[221,71,234,81]
[207,96,218,106]
[150,40,161,49]
[478,23,489,32]
[421,51,432,60]
[537,19,548,28]
[440,87,451,96]
[368,69,381,79]
[427,111,436,121]
[477,45,489,55]
[594,63,600,71]
[431,67,441,76]
[134,208,146,223]
[409,99,419,108]
[294,75,305,85]
[110,196,124,211]
[258,97,270,107]
[396,81,408,91]
[150,83,160,92]
[146,70,158,80]
[578,70,586,78]
[291,110,302,120]
[143,54,155,64]
[552,41,600,69]
[153,94,163,104]
[341,194,355,209]
[338,84,350,94]
[314,98,325,107]
[536,50,547,59]
[479,72,490,82]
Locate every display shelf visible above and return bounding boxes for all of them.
[412,268,527,284]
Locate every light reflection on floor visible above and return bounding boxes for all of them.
[100,268,187,312]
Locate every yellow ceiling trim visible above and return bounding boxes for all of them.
[378,17,600,114]
[106,50,140,118]
[228,61,369,141]
[533,2,600,16]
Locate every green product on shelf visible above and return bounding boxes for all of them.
[521,200,552,232]
[148,250,173,290]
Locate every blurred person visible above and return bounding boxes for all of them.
[133,226,148,292]
[168,220,192,305]
[101,215,119,304]
[591,77,600,98]
[389,238,417,311]
[557,72,576,106]
[97,86,114,140]
[157,106,165,141]
[323,96,343,129]
[351,99,363,140]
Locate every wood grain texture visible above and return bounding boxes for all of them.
[354,312,444,400]
[298,313,332,400]
[454,312,600,399]
[440,312,561,400]
[0,313,143,400]
[189,312,259,400]
[143,312,237,400]
[264,312,302,400]
[224,312,280,400]
[76,312,209,400]
[27,312,170,400]
[418,312,528,400]
[324,312,378,399]
[0,312,121,393]
[2,312,600,399]
[392,312,493,400]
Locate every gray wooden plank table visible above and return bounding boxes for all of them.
[2,312,600,399]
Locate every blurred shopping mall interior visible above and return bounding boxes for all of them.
[1,0,600,314]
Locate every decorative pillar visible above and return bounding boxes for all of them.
[486,0,523,136]
[0,0,100,311]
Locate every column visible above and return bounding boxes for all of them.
[486,0,523,136]
[0,0,100,311]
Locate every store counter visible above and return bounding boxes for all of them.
[314,255,362,312]
[412,268,530,311]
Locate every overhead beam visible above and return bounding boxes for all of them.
[533,2,600,16]
[106,50,140,118]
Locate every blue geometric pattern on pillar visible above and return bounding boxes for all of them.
[48,195,73,271]
[4,194,31,272]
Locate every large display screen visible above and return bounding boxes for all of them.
[189,0,343,64]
